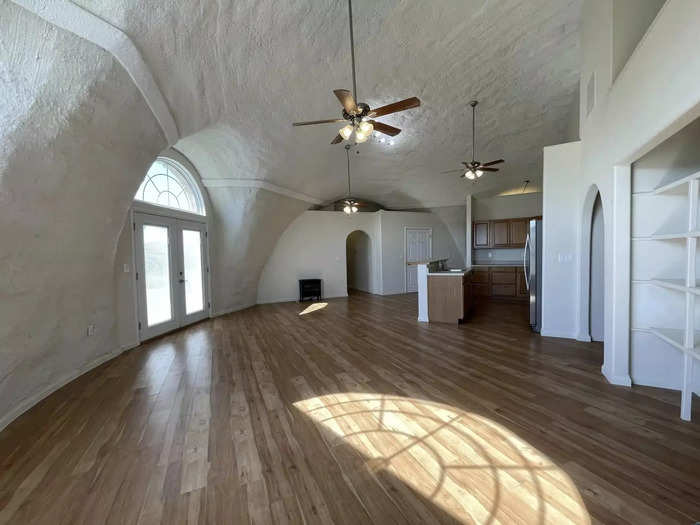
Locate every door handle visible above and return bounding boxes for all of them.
[523,233,530,291]
[179,279,186,283]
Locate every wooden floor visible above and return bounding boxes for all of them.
[1,293,699,524]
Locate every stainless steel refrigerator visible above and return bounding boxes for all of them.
[524,219,542,332]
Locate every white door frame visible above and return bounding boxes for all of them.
[134,210,210,341]
[404,227,433,293]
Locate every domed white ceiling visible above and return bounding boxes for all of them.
[76,0,581,207]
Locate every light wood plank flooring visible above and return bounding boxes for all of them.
[1,293,699,524]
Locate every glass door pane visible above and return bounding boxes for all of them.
[182,229,204,314]
[143,224,173,326]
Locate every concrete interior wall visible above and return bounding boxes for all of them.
[346,230,372,293]
[0,3,166,429]
[590,193,605,342]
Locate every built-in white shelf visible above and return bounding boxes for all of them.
[649,328,700,361]
[645,176,699,421]
[649,230,700,241]
[653,170,700,195]
[650,279,700,295]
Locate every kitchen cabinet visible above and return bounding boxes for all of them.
[473,221,490,248]
[517,269,528,297]
[472,266,527,301]
[492,220,510,247]
[509,219,528,247]
[473,217,536,249]
[428,272,472,323]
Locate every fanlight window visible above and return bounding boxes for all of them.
[135,158,205,215]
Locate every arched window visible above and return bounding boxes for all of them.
[135,158,205,215]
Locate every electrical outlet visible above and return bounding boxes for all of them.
[87,324,96,336]
[123,263,130,273]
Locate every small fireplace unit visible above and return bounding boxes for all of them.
[299,279,322,302]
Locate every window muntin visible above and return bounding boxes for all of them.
[135,158,205,215]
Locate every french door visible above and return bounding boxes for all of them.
[134,212,209,340]
[405,227,432,292]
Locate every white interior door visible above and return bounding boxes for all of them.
[135,213,209,340]
[405,227,432,292]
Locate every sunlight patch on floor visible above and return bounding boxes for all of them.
[299,302,328,316]
[295,393,590,524]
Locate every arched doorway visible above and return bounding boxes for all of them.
[132,156,210,340]
[346,230,372,294]
[590,193,604,342]
[578,185,605,362]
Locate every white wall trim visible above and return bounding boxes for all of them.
[540,329,579,339]
[201,178,322,205]
[12,0,179,145]
[0,346,127,433]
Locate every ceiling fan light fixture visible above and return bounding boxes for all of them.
[339,124,354,140]
[351,205,358,213]
[358,121,373,134]
[355,130,369,143]
[465,171,476,180]
[343,205,352,214]
[476,169,483,177]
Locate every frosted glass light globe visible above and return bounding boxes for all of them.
[339,124,354,140]
[358,121,374,134]
[355,131,369,143]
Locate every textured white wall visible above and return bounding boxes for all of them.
[0,4,166,429]
[257,212,381,303]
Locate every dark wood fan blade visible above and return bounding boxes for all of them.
[334,89,358,114]
[481,159,505,167]
[369,97,421,118]
[441,169,464,174]
[331,134,343,144]
[371,121,401,136]
[480,167,499,172]
[293,119,345,126]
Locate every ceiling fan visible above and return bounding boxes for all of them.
[342,144,361,213]
[442,100,504,180]
[292,0,421,145]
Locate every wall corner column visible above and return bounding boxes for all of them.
[606,164,632,386]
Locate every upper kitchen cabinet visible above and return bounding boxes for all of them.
[473,221,491,248]
[492,220,510,247]
[509,219,528,247]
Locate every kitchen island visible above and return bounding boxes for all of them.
[413,260,474,324]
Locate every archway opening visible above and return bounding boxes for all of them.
[590,193,605,344]
[346,230,372,295]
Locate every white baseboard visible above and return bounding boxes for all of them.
[540,329,577,339]
[0,346,126,433]
[602,366,632,387]
[576,333,592,342]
